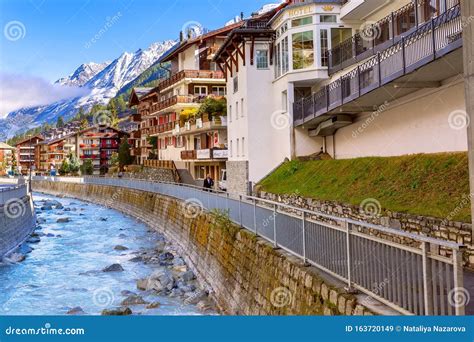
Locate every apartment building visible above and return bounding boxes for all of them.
[37,133,77,173]
[0,142,15,175]
[13,135,44,175]
[215,0,465,194]
[129,87,154,165]
[130,24,238,182]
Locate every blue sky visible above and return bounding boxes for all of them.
[0,0,272,82]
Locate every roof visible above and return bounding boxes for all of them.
[13,134,44,146]
[0,142,15,150]
[157,21,245,64]
[129,87,154,106]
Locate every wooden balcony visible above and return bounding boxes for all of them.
[158,70,224,91]
[328,0,460,75]
[294,4,463,127]
[180,150,197,160]
[130,112,141,122]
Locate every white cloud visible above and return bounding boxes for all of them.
[0,73,90,118]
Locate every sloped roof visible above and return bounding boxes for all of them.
[129,87,154,107]
[0,142,15,150]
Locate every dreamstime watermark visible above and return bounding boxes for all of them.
[448,110,470,130]
[359,21,381,43]
[84,12,122,49]
[361,278,390,306]
[104,188,123,208]
[4,323,85,336]
[270,287,293,308]
[4,20,26,41]
[92,287,115,308]
[182,198,204,219]
[352,101,390,138]
[442,192,473,225]
[448,287,470,309]
[4,198,26,219]
[93,109,113,127]
[181,21,203,39]
[270,110,290,130]
[359,198,382,219]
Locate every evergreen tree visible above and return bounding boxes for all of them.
[80,159,94,175]
[118,139,133,170]
[59,158,70,175]
[56,116,65,128]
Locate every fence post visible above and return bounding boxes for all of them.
[452,247,465,315]
[273,204,278,248]
[239,195,242,227]
[422,242,434,315]
[302,211,307,264]
[401,36,406,75]
[253,198,257,235]
[431,17,436,59]
[226,192,229,212]
[345,220,353,291]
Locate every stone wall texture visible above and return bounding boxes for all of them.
[256,191,474,268]
[226,161,249,195]
[33,180,372,316]
[0,194,36,257]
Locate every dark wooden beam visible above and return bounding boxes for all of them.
[225,59,232,78]
[250,36,255,65]
[232,41,245,66]
[228,51,238,73]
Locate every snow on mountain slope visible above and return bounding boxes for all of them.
[0,40,176,139]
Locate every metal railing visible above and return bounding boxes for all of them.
[294,4,463,126]
[32,176,466,315]
[0,183,28,205]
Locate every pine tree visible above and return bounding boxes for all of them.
[118,139,133,170]
[56,116,65,128]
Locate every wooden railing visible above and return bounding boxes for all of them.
[294,4,462,126]
[157,70,224,91]
[180,150,196,160]
[328,0,460,75]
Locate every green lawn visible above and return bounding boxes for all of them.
[257,152,471,222]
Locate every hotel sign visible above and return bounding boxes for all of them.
[212,149,228,159]
[197,149,211,159]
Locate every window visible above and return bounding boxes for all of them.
[236,138,240,157]
[292,31,314,70]
[292,16,312,27]
[320,29,329,67]
[194,86,208,96]
[235,101,239,120]
[275,43,281,78]
[282,36,289,74]
[241,98,244,117]
[233,76,238,93]
[256,49,269,69]
[241,137,245,157]
[320,15,337,23]
[212,86,226,96]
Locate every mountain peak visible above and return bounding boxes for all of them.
[55,61,110,87]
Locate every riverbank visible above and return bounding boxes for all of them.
[0,192,217,316]
[32,180,375,316]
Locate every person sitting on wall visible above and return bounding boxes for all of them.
[203,174,214,191]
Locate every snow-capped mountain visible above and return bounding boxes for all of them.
[55,62,110,87]
[0,40,176,138]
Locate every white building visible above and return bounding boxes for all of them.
[215,0,465,194]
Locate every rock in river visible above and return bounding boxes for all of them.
[114,245,129,251]
[101,307,132,316]
[56,217,71,223]
[67,306,85,315]
[121,295,149,306]
[102,264,124,272]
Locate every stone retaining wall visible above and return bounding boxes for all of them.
[255,191,474,268]
[33,180,373,316]
[0,194,36,257]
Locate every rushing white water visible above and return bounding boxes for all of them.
[0,193,204,315]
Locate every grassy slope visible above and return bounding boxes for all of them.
[258,152,471,222]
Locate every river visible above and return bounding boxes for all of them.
[0,192,213,315]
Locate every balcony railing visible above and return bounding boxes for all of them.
[294,4,462,126]
[180,148,228,160]
[157,70,224,91]
[328,0,460,75]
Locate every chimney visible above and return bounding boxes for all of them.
[179,31,184,42]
